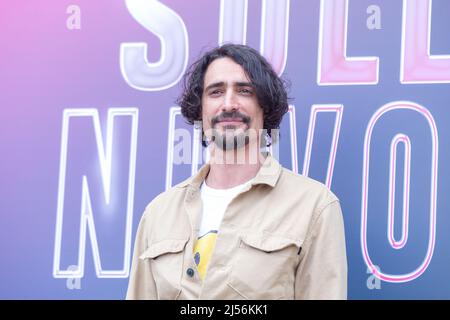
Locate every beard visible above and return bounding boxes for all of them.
[212,126,251,150]
[209,111,252,150]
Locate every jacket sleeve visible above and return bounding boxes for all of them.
[126,209,158,299]
[294,200,348,299]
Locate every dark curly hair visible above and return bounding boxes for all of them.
[177,44,289,147]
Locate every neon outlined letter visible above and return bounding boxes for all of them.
[219,0,290,75]
[401,0,450,83]
[361,101,438,282]
[53,108,139,278]
[318,0,379,85]
[120,0,188,91]
[302,104,344,188]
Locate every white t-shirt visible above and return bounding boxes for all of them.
[193,178,253,279]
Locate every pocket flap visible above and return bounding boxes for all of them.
[241,233,302,253]
[139,238,189,260]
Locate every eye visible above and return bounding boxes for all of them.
[239,87,253,95]
[209,89,223,96]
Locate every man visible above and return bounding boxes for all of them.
[126,44,347,300]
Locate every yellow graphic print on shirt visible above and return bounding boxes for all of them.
[193,230,218,280]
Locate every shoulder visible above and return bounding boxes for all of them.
[137,176,193,240]
[141,176,192,220]
[279,168,338,198]
[277,168,344,242]
[277,167,339,211]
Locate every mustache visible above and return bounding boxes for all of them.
[211,111,251,126]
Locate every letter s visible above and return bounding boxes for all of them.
[120,0,188,91]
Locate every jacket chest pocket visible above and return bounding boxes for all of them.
[227,233,302,300]
[139,238,188,300]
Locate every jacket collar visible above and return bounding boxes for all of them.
[176,152,282,189]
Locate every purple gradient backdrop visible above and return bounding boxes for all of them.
[1,0,450,299]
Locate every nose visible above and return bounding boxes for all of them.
[222,89,238,112]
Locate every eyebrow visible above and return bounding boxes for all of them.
[204,81,254,92]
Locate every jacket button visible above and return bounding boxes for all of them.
[186,268,194,278]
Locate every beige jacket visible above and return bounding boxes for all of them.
[126,154,347,300]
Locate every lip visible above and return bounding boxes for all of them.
[218,119,244,124]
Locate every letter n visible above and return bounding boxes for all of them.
[53,108,138,279]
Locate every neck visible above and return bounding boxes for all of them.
[205,142,266,189]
